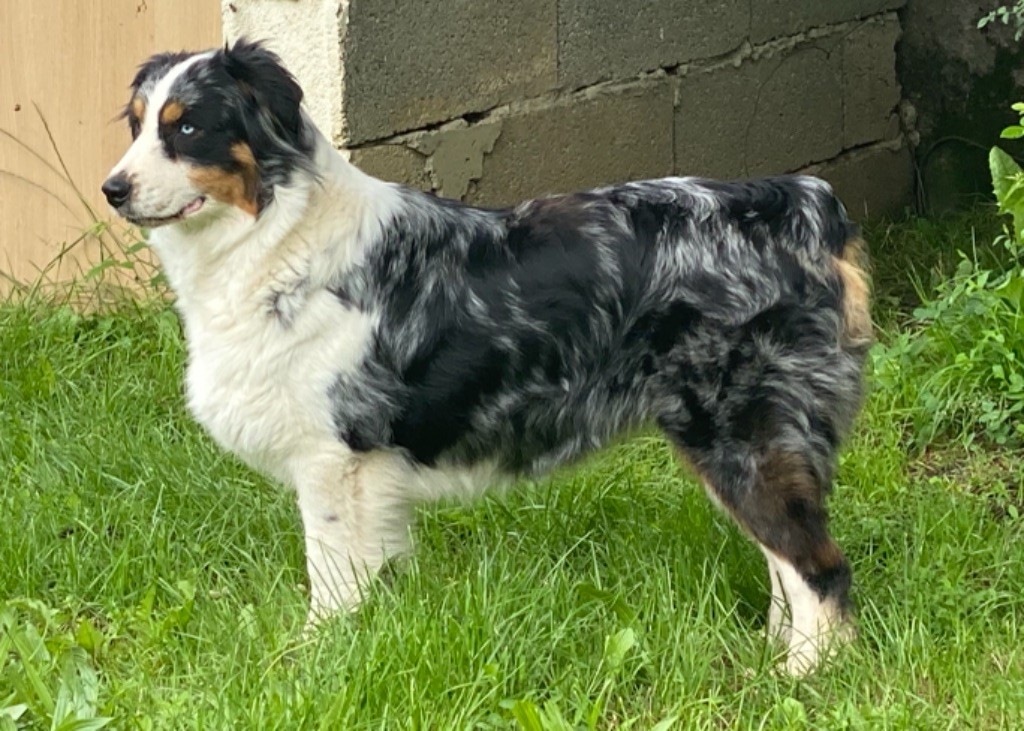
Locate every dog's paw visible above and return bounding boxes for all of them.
[780,618,856,677]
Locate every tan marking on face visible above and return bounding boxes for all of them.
[130,96,145,120]
[232,142,261,211]
[231,142,256,168]
[833,238,872,348]
[188,159,259,217]
[160,100,186,125]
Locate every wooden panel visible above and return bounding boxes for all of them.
[0,0,221,287]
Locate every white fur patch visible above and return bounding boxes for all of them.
[761,547,849,675]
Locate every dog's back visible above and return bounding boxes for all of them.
[330,175,868,479]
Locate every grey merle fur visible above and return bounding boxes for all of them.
[327,176,867,606]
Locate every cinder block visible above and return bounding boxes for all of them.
[675,39,844,179]
[843,15,902,148]
[803,142,914,219]
[557,0,749,89]
[467,81,675,205]
[341,0,557,145]
[348,144,432,191]
[750,0,906,43]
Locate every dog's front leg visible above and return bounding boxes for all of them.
[294,449,414,626]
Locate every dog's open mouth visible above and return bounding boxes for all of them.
[126,196,206,228]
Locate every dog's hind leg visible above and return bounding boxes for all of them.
[293,448,414,626]
[742,448,853,675]
[667,435,853,675]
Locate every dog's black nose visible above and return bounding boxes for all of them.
[101,174,132,208]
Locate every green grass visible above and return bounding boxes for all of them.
[2,213,1024,729]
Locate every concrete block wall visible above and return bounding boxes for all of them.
[225,0,913,219]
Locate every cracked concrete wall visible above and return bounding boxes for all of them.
[227,0,913,219]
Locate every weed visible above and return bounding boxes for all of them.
[0,106,162,311]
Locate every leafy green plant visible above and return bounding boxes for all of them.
[872,105,1024,449]
[978,2,1024,40]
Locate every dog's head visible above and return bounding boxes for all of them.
[102,39,313,229]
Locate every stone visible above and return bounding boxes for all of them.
[899,0,1024,211]
[341,0,557,145]
[750,0,906,43]
[467,81,675,205]
[557,0,749,89]
[675,38,844,179]
[409,123,503,199]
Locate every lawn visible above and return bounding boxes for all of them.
[1,211,1023,729]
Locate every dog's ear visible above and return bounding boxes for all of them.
[220,38,305,148]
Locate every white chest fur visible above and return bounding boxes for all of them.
[147,141,397,486]
[180,288,374,483]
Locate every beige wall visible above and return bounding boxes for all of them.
[0,1,221,286]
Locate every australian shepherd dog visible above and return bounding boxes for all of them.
[103,40,871,674]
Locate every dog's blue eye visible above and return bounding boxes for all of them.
[180,123,196,136]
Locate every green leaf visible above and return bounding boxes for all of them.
[0,705,27,722]
[990,146,1024,237]
[539,701,573,731]
[510,700,544,731]
[1001,126,1024,139]
[74,619,103,656]
[603,627,637,672]
[576,582,637,624]
[990,146,1023,202]
[9,625,55,715]
[53,719,112,731]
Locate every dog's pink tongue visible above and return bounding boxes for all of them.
[182,197,205,215]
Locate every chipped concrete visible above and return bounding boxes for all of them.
[750,0,906,43]
[405,122,503,200]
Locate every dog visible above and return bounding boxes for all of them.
[102,40,871,674]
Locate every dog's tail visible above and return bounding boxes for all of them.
[796,176,872,350]
[833,235,872,350]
